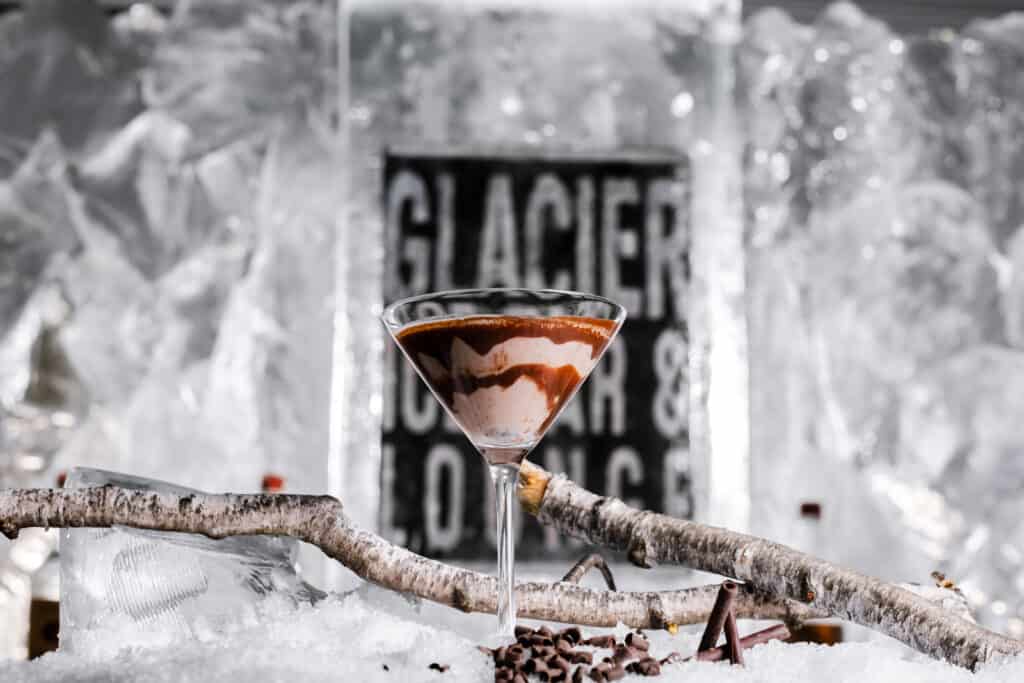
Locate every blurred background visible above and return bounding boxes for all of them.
[2,0,1024,662]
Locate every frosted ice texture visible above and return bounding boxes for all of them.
[2,582,1024,682]
[0,529,58,661]
[59,467,325,655]
[743,2,1024,635]
[0,1,336,534]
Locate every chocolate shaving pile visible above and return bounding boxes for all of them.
[481,625,661,682]
[478,583,792,680]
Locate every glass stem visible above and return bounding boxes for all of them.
[490,463,518,637]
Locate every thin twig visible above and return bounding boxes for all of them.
[561,553,617,591]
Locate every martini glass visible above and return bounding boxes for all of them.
[382,288,626,638]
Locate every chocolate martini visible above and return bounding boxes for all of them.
[395,315,616,465]
[383,289,625,638]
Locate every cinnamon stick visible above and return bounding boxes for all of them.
[697,581,738,652]
[694,624,791,662]
[724,609,744,665]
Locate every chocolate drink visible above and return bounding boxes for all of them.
[395,315,618,465]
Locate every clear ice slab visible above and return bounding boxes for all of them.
[742,1,1024,637]
[59,467,325,655]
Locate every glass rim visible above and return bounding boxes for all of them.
[381,287,627,328]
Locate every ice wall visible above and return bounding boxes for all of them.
[743,1,1024,635]
[0,1,338,495]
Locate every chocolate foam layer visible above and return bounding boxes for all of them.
[396,315,617,360]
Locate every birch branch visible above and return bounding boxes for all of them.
[517,462,1024,670]
[0,486,816,629]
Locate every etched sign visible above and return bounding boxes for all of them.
[381,150,693,559]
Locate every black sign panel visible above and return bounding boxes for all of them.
[381,150,693,559]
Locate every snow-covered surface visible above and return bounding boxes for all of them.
[4,566,1024,682]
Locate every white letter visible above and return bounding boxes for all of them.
[645,178,689,320]
[385,170,430,297]
[435,173,455,291]
[401,357,438,434]
[402,236,431,297]
[663,446,694,520]
[652,328,688,438]
[525,173,572,290]
[601,178,642,314]
[605,446,644,509]
[424,444,464,552]
[576,177,595,293]
[476,174,520,287]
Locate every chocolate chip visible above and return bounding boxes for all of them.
[515,626,533,638]
[587,668,606,682]
[571,665,587,683]
[538,626,554,638]
[625,633,650,651]
[428,662,449,673]
[583,635,616,648]
[626,657,661,676]
[605,665,625,681]
[569,651,593,665]
[548,655,571,674]
[512,674,527,683]
[495,668,514,682]
[561,627,583,645]
[532,645,556,659]
[538,669,565,683]
[639,658,661,676]
[612,645,636,663]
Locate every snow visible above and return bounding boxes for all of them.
[4,569,1024,683]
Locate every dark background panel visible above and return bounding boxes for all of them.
[382,152,692,559]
